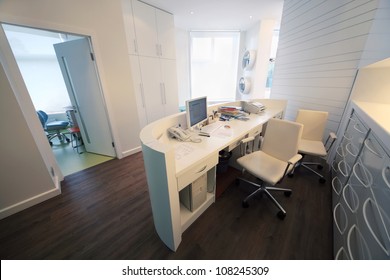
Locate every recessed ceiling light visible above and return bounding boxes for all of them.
[190,11,194,15]
[249,15,253,20]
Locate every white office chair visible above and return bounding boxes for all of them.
[236,118,303,219]
[294,109,337,183]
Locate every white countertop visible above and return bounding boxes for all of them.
[352,101,390,150]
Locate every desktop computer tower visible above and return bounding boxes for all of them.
[179,173,207,212]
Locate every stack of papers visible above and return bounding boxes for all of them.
[219,106,248,120]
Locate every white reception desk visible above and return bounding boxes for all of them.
[140,99,286,250]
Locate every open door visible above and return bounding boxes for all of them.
[54,38,115,157]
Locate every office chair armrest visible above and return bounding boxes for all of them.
[240,136,255,144]
[282,154,303,178]
[288,154,303,166]
[325,132,337,152]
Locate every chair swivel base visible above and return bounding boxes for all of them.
[236,177,292,220]
[301,162,326,183]
[288,161,326,183]
[48,132,70,146]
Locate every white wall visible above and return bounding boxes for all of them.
[175,28,190,107]
[236,20,276,101]
[0,60,60,219]
[359,0,390,68]
[271,0,390,139]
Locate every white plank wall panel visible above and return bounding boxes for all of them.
[271,0,381,138]
[359,0,390,67]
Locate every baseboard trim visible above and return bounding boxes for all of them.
[0,185,61,220]
[121,146,142,158]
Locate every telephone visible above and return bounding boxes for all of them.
[168,126,191,141]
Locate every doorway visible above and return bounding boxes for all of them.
[2,24,115,176]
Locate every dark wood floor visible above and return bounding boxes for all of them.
[0,152,333,260]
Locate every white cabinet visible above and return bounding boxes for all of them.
[132,0,176,59]
[135,57,179,124]
[129,55,148,128]
[155,9,176,59]
[160,58,179,116]
[125,0,179,127]
[122,0,137,55]
[331,103,390,259]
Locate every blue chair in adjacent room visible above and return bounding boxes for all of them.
[37,110,70,146]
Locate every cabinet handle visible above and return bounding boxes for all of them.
[338,160,349,177]
[353,122,366,134]
[383,166,390,189]
[160,83,165,104]
[197,165,207,173]
[162,83,166,104]
[159,44,163,56]
[156,44,159,56]
[364,138,382,158]
[346,142,358,157]
[139,83,145,108]
[134,39,138,53]
[363,198,390,255]
[352,162,372,188]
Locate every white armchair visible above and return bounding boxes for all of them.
[294,109,337,183]
[236,118,303,219]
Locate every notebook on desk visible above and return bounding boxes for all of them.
[200,122,223,134]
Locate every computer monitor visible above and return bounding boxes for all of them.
[186,96,208,130]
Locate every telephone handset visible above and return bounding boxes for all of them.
[168,126,191,141]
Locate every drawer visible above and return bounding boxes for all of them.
[227,136,246,152]
[177,153,218,191]
[248,124,262,137]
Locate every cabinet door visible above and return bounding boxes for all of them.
[129,55,148,128]
[123,0,138,55]
[156,9,176,59]
[132,0,159,57]
[139,56,165,123]
[160,59,179,116]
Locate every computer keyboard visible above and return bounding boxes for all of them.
[200,122,223,134]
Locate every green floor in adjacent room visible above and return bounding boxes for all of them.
[51,139,114,177]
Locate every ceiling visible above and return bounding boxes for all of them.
[140,0,284,30]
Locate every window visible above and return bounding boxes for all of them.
[190,31,240,103]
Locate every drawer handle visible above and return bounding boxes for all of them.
[352,162,372,188]
[354,122,366,134]
[197,165,207,173]
[343,132,352,141]
[338,160,349,177]
[363,198,390,256]
[364,138,382,158]
[383,166,390,189]
[336,145,346,157]
[346,142,358,157]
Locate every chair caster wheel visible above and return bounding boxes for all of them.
[288,173,294,178]
[284,191,292,197]
[319,178,326,184]
[242,201,249,208]
[317,165,323,170]
[49,141,53,146]
[277,211,286,220]
[235,179,240,186]
[66,138,70,143]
